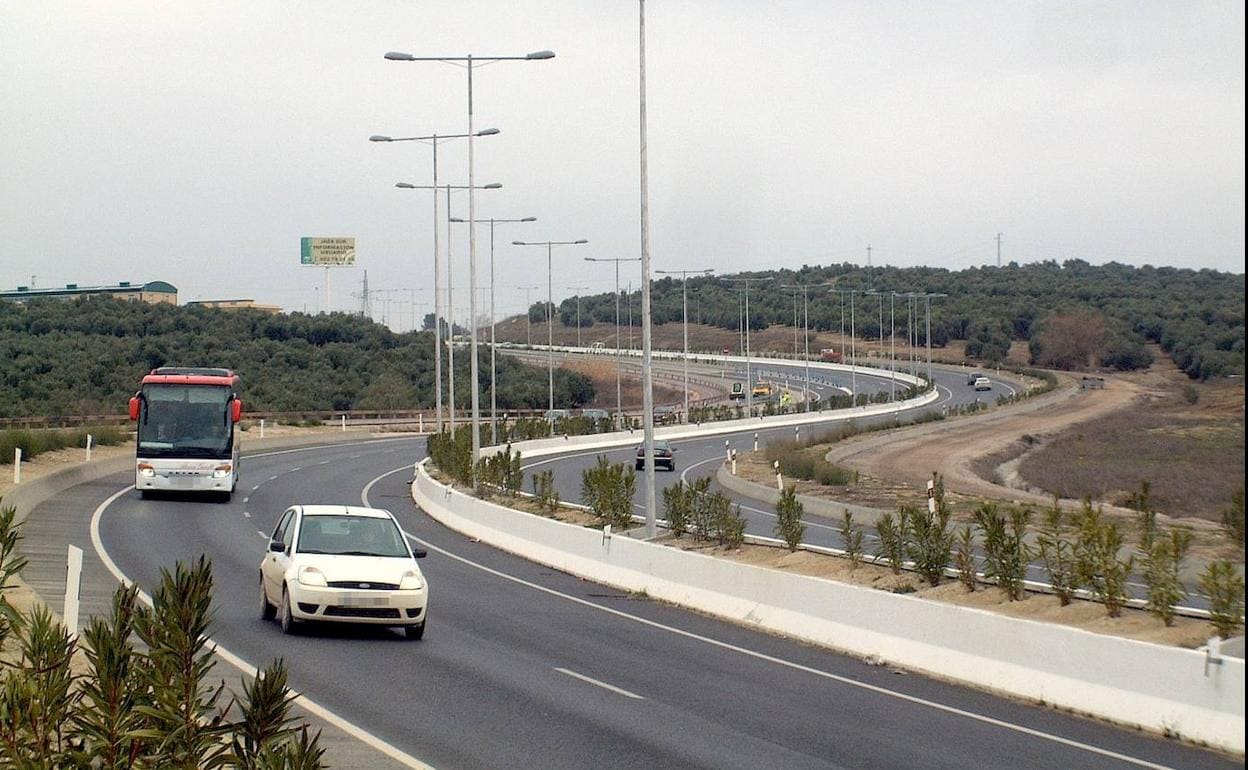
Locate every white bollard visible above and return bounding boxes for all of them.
[724,439,731,463]
[341,414,346,432]
[731,450,737,476]
[64,545,83,636]
[85,434,93,462]
[419,413,423,433]
[13,448,20,484]
[259,418,265,438]
[774,460,783,490]
[794,425,800,442]
[753,433,758,452]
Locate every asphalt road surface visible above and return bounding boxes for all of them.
[54,416,1233,768]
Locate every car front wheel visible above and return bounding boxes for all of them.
[260,577,276,621]
[279,587,298,635]
[405,620,425,640]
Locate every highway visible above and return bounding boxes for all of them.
[17,373,1228,768]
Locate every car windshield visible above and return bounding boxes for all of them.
[296,514,410,557]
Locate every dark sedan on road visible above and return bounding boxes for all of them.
[635,440,675,471]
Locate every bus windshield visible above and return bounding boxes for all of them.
[138,384,233,457]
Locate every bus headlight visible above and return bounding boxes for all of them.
[137,463,156,478]
[212,464,232,478]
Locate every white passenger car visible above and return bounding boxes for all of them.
[259,505,429,639]
[973,376,992,391]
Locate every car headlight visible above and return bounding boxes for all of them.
[137,463,156,478]
[212,464,232,478]
[297,566,327,587]
[399,570,425,591]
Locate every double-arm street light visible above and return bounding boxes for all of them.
[395,181,501,431]
[864,289,894,401]
[386,47,553,481]
[656,268,713,421]
[513,239,588,432]
[450,215,536,444]
[373,128,497,431]
[831,288,860,402]
[584,257,641,426]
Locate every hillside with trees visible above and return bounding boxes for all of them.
[0,298,593,418]
[537,260,1244,379]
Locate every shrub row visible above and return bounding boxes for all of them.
[0,425,128,465]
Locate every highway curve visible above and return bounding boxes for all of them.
[25,376,1236,769]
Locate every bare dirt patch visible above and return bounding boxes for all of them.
[1018,365,1244,524]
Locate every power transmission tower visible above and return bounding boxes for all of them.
[360,270,371,318]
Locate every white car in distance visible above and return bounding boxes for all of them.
[260,505,429,639]
[973,376,993,392]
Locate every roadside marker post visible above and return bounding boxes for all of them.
[926,478,936,514]
[341,415,346,432]
[774,460,783,490]
[64,545,83,637]
[753,433,758,452]
[12,448,20,484]
[85,434,93,462]
[260,418,265,438]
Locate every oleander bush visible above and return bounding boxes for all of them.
[0,505,324,767]
[0,425,128,465]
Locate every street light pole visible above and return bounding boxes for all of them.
[567,286,590,348]
[727,277,772,413]
[385,47,553,480]
[585,257,640,426]
[450,215,536,445]
[518,286,538,346]
[513,239,589,434]
[656,268,713,422]
[393,180,501,432]
[373,128,496,431]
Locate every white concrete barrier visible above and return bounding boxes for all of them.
[483,386,940,462]
[412,462,1245,753]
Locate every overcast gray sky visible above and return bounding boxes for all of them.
[2,1,1243,327]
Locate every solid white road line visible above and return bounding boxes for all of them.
[554,667,645,700]
[378,464,1176,770]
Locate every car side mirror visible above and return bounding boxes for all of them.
[269,540,285,553]
[412,548,427,559]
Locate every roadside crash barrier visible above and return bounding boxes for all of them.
[413,460,1245,754]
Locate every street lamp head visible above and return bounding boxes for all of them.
[384,51,415,61]
[449,217,465,223]
[574,239,588,244]
[526,50,556,60]
[475,127,501,136]
[512,240,527,246]
[395,182,416,189]
[482,183,502,189]
[369,135,392,142]
[521,217,537,222]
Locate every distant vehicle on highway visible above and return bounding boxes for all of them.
[729,382,745,400]
[653,405,679,425]
[129,367,243,500]
[973,376,992,391]
[722,347,731,355]
[581,408,610,421]
[636,439,675,471]
[966,371,983,386]
[752,381,773,398]
[544,409,571,422]
[820,348,843,363]
[260,505,429,639]
[589,341,606,352]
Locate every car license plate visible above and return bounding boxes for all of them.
[341,593,389,607]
